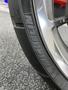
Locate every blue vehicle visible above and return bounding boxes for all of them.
[4,0,8,3]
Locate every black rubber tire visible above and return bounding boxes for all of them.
[8,0,68,90]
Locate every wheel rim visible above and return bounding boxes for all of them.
[33,0,68,78]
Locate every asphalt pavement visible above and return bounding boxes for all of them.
[0,4,57,90]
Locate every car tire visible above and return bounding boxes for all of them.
[9,0,68,90]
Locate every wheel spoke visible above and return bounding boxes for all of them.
[54,17,66,27]
[54,17,68,27]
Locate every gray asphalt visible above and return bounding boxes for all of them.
[0,10,57,90]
